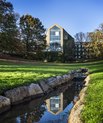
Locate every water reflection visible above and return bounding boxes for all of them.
[46,93,63,115]
[0,81,83,123]
[39,93,74,123]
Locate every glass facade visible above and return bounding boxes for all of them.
[49,26,62,51]
[50,95,61,114]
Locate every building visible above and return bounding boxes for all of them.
[75,42,89,60]
[46,93,63,115]
[75,42,84,59]
[45,24,75,62]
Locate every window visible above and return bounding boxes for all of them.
[55,31,59,36]
[49,26,61,51]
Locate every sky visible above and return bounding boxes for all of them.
[8,0,103,37]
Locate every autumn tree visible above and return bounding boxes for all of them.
[85,29,103,59]
[19,15,46,58]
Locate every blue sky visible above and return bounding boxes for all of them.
[8,0,103,36]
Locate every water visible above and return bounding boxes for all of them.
[0,81,83,123]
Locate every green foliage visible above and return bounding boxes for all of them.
[44,51,63,62]
[85,30,103,60]
[0,59,84,94]
[24,51,44,61]
[0,60,103,122]
[20,15,46,55]
[0,1,46,60]
[0,0,21,54]
[87,41,103,59]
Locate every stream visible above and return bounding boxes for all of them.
[0,80,83,123]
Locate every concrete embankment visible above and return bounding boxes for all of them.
[68,75,90,123]
[0,68,88,114]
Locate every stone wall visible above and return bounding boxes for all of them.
[0,68,88,114]
[68,75,90,123]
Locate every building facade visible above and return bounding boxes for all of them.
[46,93,63,115]
[45,24,75,62]
[75,42,89,60]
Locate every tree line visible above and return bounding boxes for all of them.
[0,0,103,61]
[75,24,103,60]
[0,0,46,60]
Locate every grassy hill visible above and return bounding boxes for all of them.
[0,59,103,122]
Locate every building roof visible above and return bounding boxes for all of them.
[48,24,74,39]
[48,24,63,30]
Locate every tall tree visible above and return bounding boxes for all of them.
[19,15,46,55]
[74,32,86,42]
[0,0,21,54]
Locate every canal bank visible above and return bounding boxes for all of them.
[0,74,87,123]
[0,68,88,123]
[68,76,90,123]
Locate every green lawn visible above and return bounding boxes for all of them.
[0,60,84,94]
[0,60,103,122]
[81,65,103,122]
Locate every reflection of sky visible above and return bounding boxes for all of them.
[39,102,73,123]
[16,117,20,123]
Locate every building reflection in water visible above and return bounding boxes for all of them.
[0,82,82,123]
[39,93,74,123]
[46,93,63,115]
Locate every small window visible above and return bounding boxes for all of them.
[55,31,59,36]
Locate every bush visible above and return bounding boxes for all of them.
[25,52,44,61]
[44,51,63,62]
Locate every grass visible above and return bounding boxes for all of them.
[81,70,103,123]
[0,60,83,94]
[0,59,103,122]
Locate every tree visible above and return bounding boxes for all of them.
[89,30,103,41]
[85,30,103,59]
[0,0,21,54]
[74,32,86,42]
[19,15,46,57]
[99,23,103,32]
